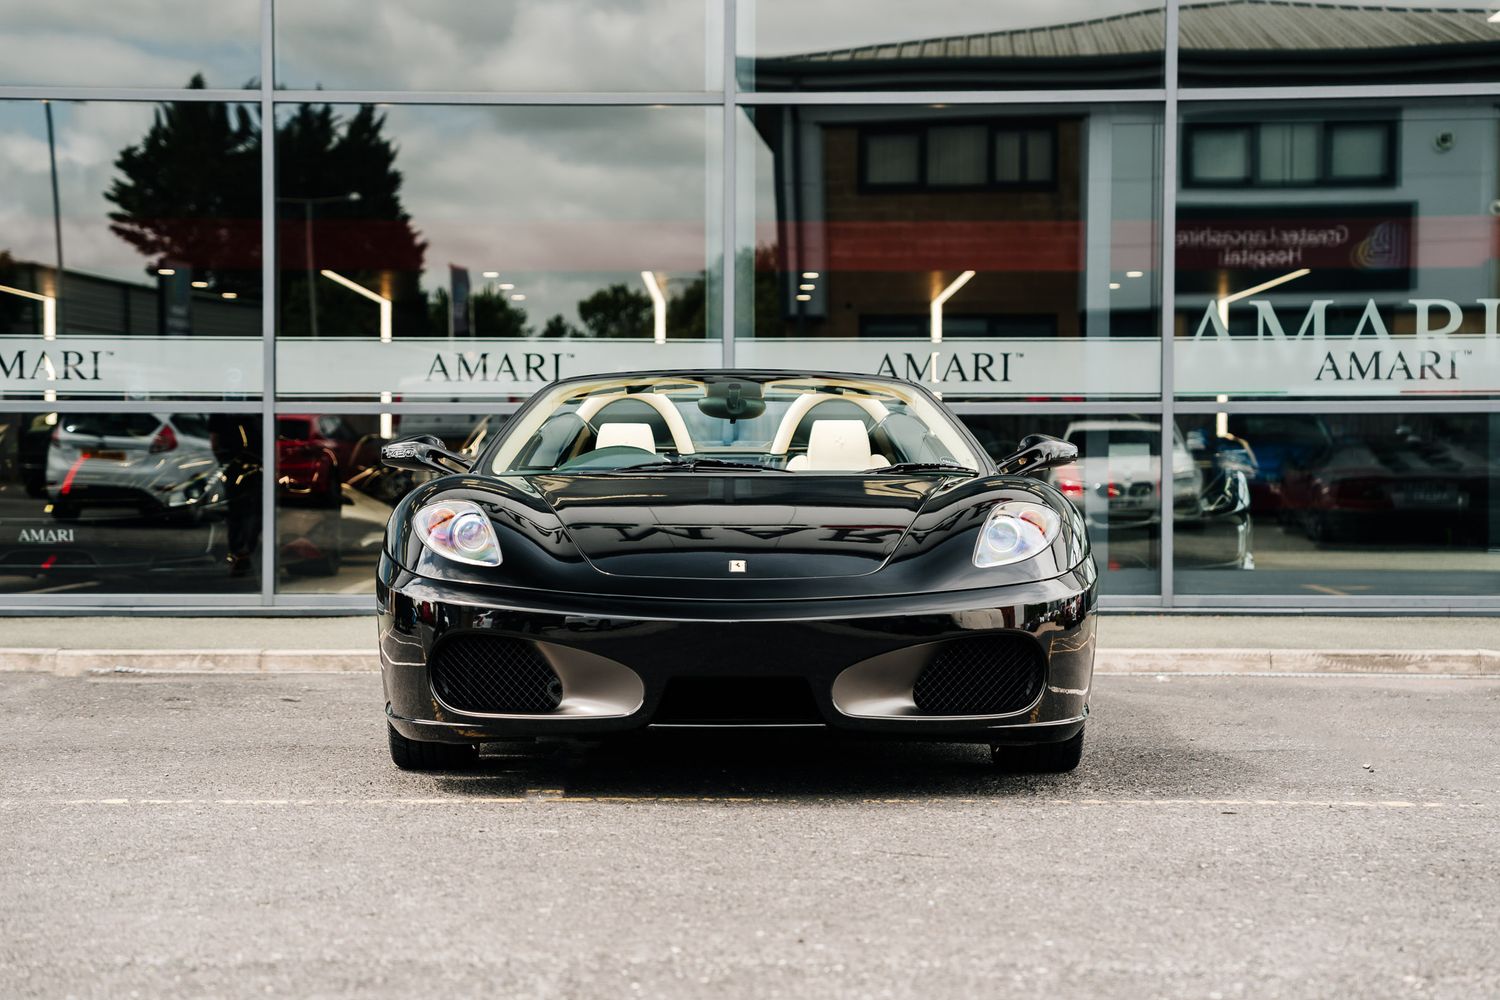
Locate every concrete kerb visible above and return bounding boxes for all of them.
[0,648,373,675]
[1,647,1498,676]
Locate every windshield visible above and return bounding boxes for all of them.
[487,374,982,475]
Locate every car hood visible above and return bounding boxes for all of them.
[527,472,945,579]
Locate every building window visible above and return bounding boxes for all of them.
[1184,120,1396,188]
[926,125,988,186]
[864,132,922,185]
[860,121,1058,191]
[994,127,1054,184]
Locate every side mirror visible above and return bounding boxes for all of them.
[995,433,1077,477]
[380,435,472,475]
[1201,469,1251,518]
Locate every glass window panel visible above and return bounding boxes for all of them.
[1175,99,1494,402]
[1257,122,1319,184]
[926,126,987,187]
[1024,128,1054,183]
[961,413,1161,597]
[1174,412,1500,597]
[737,104,1162,401]
[275,0,720,92]
[1180,1,1500,87]
[0,410,260,594]
[0,100,262,403]
[1188,128,1250,184]
[0,1,260,88]
[276,411,501,594]
[1328,123,1389,180]
[274,104,720,402]
[740,1,1164,91]
[864,133,921,186]
[994,130,1024,183]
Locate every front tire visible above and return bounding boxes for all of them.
[387,723,479,771]
[992,728,1084,773]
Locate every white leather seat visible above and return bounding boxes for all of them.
[594,422,656,452]
[786,419,890,471]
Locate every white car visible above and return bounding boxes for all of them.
[45,413,226,522]
[1049,420,1202,526]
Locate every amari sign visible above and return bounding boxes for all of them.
[1176,297,1500,397]
[0,336,260,396]
[3,319,1495,400]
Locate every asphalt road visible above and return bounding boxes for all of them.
[1,670,1496,999]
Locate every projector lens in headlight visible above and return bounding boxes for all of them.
[973,501,1061,568]
[414,500,502,567]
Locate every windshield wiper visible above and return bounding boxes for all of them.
[877,461,978,476]
[607,457,785,473]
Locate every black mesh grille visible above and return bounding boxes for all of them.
[430,635,563,714]
[911,635,1044,716]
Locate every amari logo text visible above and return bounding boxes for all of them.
[18,528,74,544]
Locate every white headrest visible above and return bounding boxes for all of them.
[595,422,655,452]
[787,419,883,472]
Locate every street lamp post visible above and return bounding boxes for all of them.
[275,192,361,338]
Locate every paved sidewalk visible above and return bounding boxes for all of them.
[0,614,1497,675]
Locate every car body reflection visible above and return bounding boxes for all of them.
[1276,423,1492,546]
[1049,419,1253,570]
[0,413,231,586]
[46,413,225,523]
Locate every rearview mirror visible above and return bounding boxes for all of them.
[380,435,472,475]
[995,433,1077,477]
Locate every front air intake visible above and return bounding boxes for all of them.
[429,635,563,714]
[911,635,1044,716]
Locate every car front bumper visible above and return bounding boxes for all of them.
[377,553,1096,746]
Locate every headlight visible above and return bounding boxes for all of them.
[413,500,502,567]
[973,501,1062,568]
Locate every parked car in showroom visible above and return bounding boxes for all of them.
[1049,419,1201,527]
[1051,419,1253,569]
[276,413,361,508]
[377,370,1097,774]
[1225,413,1335,514]
[45,413,225,523]
[1277,421,1491,545]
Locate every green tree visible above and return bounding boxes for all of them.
[104,74,261,295]
[577,283,652,339]
[274,102,426,337]
[429,286,530,338]
[106,79,428,337]
[541,314,579,339]
[667,276,707,339]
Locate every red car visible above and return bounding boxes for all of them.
[276,414,361,508]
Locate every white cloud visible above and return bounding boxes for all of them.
[0,1,259,87]
[378,105,717,323]
[275,0,713,92]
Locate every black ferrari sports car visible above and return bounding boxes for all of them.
[377,371,1097,772]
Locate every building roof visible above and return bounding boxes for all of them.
[774,2,1500,63]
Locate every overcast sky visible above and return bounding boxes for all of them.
[0,99,719,330]
[1,0,1488,91]
[276,0,718,92]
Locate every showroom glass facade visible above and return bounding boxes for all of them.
[1,1,1498,610]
